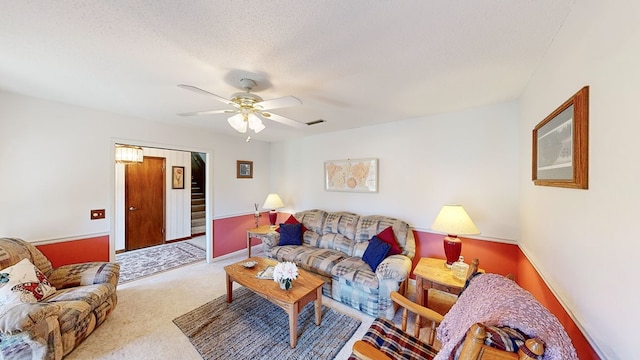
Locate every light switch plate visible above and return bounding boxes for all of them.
[91,209,105,220]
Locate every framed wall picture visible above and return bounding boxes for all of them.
[325,158,378,192]
[172,166,185,189]
[237,160,253,179]
[532,86,589,189]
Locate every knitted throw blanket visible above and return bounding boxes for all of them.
[434,274,578,360]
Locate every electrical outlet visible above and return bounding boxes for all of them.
[91,209,105,220]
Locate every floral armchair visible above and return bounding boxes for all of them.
[0,237,120,360]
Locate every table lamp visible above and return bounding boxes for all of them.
[262,193,284,229]
[430,204,480,267]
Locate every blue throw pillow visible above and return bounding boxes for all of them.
[362,236,391,271]
[278,223,303,246]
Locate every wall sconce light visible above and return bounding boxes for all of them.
[115,144,143,164]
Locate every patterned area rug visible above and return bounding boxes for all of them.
[173,287,361,360]
[116,242,205,284]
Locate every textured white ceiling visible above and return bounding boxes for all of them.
[0,1,575,142]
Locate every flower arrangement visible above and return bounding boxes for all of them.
[273,261,298,290]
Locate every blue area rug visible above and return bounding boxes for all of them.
[173,287,362,360]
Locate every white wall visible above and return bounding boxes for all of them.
[0,91,272,246]
[519,1,640,358]
[271,101,520,242]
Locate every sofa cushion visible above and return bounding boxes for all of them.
[323,212,360,240]
[278,223,303,246]
[331,257,379,289]
[293,248,348,278]
[376,226,402,256]
[362,237,391,271]
[315,233,355,255]
[56,300,92,334]
[295,210,328,234]
[354,216,416,259]
[275,215,308,234]
[351,318,438,360]
[0,258,56,317]
[269,245,314,263]
[47,283,116,313]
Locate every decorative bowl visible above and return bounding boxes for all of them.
[242,261,257,268]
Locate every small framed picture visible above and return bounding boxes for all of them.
[237,160,253,179]
[172,166,185,189]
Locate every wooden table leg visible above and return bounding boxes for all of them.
[288,303,298,348]
[415,276,426,327]
[246,231,252,258]
[226,273,233,303]
[416,276,425,307]
[314,287,322,326]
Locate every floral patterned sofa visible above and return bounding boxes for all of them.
[0,237,120,360]
[262,209,416,318]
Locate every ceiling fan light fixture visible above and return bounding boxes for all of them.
[178,78,305,135]
[227,113,247,133]
[248,113,265,133]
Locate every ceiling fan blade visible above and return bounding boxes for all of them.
[178,109,237,116]
[261,112,307,129]
[177,84,237,107]
[254,96,302,111]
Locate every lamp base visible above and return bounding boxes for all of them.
[268,210,278,229]
[443,235,462,268]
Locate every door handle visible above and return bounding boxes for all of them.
[129,206,137,211]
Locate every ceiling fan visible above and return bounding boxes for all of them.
[178,78,305,134]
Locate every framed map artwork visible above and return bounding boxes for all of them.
[324,158,378,192]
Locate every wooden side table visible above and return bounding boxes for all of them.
[414,257,482,311]
[246,225,276,258]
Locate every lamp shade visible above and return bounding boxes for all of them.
[248,113,265,133]
[262,194,284,210]
[115,145,143,163]
[227,113,248,133]
[431,205,480,236]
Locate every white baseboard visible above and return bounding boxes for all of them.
[208,244,264,263]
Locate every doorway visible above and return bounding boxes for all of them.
[112,142,212,263]
[125,156,165,251]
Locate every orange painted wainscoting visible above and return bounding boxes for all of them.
[36,235,110,268]
[516,251,600,360]
[413,229,599,360]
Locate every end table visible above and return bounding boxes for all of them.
[413,257,483,310]
[246,225,276,258]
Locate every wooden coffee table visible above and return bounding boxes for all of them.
[224,257,324,348]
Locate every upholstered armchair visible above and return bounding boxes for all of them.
[0,237,120,360]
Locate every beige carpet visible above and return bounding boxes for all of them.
[64,249,396,360]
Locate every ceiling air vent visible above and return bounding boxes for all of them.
[306,119,326,126]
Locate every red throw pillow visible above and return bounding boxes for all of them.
[276,215,308,233]
[376,226,402,255]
